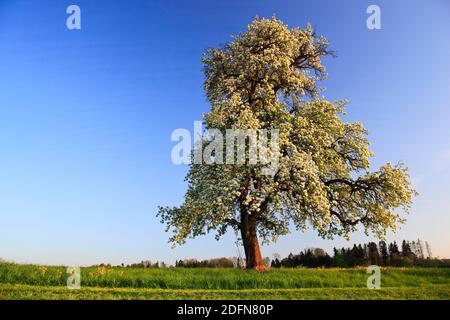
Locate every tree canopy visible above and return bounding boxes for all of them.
[158,17,417,269]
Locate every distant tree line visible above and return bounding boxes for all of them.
[270,239,450,268]
[91,261,168,268]
[128,260,167,268]
[175,257,234,268]
[88,239,448,269]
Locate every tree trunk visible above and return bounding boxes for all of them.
[241,216,265,271]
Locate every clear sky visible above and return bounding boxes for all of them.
[0,0,449,266]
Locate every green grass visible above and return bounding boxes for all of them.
[0,263,449,299]
[1,284,449,300]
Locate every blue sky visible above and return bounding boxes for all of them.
[0,0,449,265]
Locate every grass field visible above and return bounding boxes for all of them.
[0,263,449,299]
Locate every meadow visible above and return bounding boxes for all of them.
[0,263,449,299]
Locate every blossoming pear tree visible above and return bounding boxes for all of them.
[158,17,417,271]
